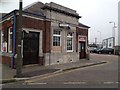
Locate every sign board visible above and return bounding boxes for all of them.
[3,41,7,52]
[78,36,86,42]
[59,23,70,29]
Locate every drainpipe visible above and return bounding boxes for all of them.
[11,11,16,68]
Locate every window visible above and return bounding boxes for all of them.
[67,32,73,52]
[8,27,13,53]
[0,30,4,52]
[53,30,61,46]
[2,31,4,52]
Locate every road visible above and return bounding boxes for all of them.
[2,54,119,88]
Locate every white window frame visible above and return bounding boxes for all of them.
[8,27,13,53]
[67,32,73,52]
[0,30,3,52]
[53,30,61,46]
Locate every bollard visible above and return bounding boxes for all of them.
[86,47,90,60]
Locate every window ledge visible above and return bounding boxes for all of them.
[0,52,13,57]
[67,50,74,52]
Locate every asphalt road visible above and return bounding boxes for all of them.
[2,54,119,88]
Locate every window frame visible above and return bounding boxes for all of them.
[0,30,3,52]
[8,27,13,53]
[53,29,61,46]
[66,32,73,52]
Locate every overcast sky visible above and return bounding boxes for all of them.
[0,0,119,45]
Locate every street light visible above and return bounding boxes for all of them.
[109,21,116,38]
[97,31,101,44]
[109,21,117,54]
[109,21,117,45]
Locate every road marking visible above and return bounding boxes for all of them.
[103,82,116,84]
[64,82,86,84]
[115,82,119,83]
[0,84,4,86]
[28,82,47,85]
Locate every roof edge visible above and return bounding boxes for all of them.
[78,23,90,28]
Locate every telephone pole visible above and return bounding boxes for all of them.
[16,0,23,78]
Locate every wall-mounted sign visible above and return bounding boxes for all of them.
[78,36,86,42]
[59,23,70,29]
[3,41,7,52]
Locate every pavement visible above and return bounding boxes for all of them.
[0,59,107,84]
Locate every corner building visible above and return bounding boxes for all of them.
[0,2,90,67]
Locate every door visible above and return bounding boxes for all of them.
[23,31,39,65]
[79,42,86,59]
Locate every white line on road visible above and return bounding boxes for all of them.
[28,82,47,85]
[103,82,118,84]
[115,82,119,83]
[0,84,4,86]
[64,82,86,85]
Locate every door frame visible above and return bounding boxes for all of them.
[22,28,43,60]
[78,35,87,59]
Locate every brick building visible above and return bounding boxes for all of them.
[0,1,90,67]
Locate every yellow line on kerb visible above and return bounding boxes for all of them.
[25,61,109,83]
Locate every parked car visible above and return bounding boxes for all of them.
[90,48,99,53]
[97,48,114,54]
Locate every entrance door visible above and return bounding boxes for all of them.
[23,31,39,65]
[79,42,86,59]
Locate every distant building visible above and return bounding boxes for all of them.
[0,2,90,67]
[102,37,115,49]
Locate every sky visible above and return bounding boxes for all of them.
[0,0,119,45]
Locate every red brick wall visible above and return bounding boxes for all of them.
[76,27,89,52]
[17,16,51,53]
[22,16,44,30]
[1,19,14,53]
[43,21,51,53]
[0,55,11,66]
[76,27,88,36]
[1,15,51,66]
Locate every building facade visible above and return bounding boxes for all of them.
[0,2,90,67]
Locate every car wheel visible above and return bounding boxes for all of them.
[99,52,101,54]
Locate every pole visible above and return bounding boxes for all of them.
[109,21,116,47]
[113,22,115,44]
[95,37,97,44]
[16,0,23,78]
[97,31,101,44]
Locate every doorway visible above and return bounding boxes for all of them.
[23,31,39,65]
[79,41,86,59]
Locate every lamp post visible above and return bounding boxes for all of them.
[109,21,116,38]
[97,31,101,44]
[97,31,102,48]
[109,21,117,46]
[109,21,117,55]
